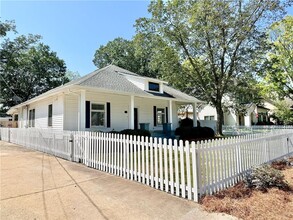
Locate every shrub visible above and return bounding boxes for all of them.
[119,129,151,138]
[175,126,215,141]
[179,117,193,128]
[244,164,289,191]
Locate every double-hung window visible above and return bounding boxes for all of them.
[204,115,215,120]
[48,104,53,127]
[91,103,105,127]
[29,109,35,127]
[157,108,165,125]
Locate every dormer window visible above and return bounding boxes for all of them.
[149,82,160,92]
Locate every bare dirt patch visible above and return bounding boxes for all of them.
[201,159,293,220]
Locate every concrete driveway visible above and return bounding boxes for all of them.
[0,141,236,220]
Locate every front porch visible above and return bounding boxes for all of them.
[65,88,198,133]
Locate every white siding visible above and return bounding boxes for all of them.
[64,94,78,131]
[199,104,238,126]
[125,76,146,90]
[63,91,174,132]
[86,92,129,132]
[224,112,237,125]
[135,97,169,131]
[25,94,64,130]
[53,95,64,130]
[198,105,217,120]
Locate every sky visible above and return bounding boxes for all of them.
[1,0,293,76]
[1,0,150,76]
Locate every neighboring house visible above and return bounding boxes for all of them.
[198,101,276,126]
[0,116,12,127]
[0,104,18,128]
[7,65,203,132]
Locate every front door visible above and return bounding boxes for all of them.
[134,108,138,130]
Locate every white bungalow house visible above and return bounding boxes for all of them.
[198,101,276,126]
[7,65,203,132]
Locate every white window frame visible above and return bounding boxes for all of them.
[29,109,35,127]
[156,108,165,126]
[48,104,53,127]
[91,103,106,127]
[204,115,215,120]
[148,81,160,92]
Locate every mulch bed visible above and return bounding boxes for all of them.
[200,157,293,220]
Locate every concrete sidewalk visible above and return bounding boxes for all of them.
[0,141,236,220]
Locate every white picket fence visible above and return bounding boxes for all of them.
[223,125,293,136]
[1,128,293,202]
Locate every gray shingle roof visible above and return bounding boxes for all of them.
[162,85,202,102]
[77,65,147,96]
[65,64,202,102]
[8,65,202,114]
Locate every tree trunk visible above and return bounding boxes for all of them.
[215,103,224,136]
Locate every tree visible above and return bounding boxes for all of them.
[261,16,293,101]
[224,78,263,116]
[0,20,68,111]
[65,70,80,81]
[93,37,142,74]
[136,0,289,135]
[133,33,182,78]
[0,20,16,37]
[93,35,181,78]
[273,100,293,125]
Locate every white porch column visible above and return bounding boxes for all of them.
[80,90,86,130]
[24,106,28,128]
[244,115,251,126]
[192,102,197,127]
[18,108,22,128]
[168,100,173,130]
[129,95,134,129]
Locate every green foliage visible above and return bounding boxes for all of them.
[0,20,16,37]
[136,0,289,134]
[65,70,80,81]
[261,16,293,101]
[93,38,140,73]
[244,164,289,191]
[92,35,181,79]
[225,78,263,116]
[179,117,193,128]
[0,20,68,110]
[175,126,215,141]
[133,32,182,79]
[119,129,151,138]
[273,100,293,125]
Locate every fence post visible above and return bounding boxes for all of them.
[235,143,241,180]
[70,133,74,161]
[265,139,270,162]
[191,142,199,202]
